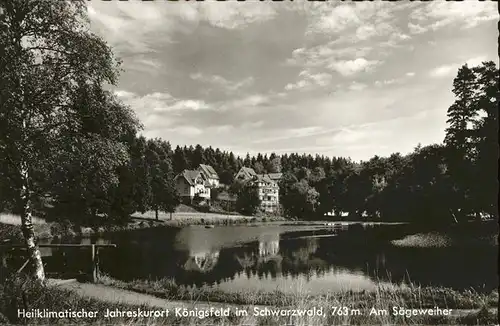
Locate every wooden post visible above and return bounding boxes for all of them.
[91,244,97,283]
[96,247,100,280]
[1,251,7,269]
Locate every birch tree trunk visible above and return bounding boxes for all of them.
[19,160,45,283]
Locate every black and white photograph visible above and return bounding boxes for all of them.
[0,0,498,325]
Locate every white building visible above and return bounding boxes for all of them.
[198,164,220,188]
[175,170,211,203]
[234,167,280,213]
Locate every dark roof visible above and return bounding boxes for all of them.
[267,173,283,180]
[198,164,219,179]
[258,173,282,181]
[243,174,275,186]
[237,167,257,179]
[177,170,202,186]
[256,175,274,184]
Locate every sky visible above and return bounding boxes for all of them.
[87,0,498,162]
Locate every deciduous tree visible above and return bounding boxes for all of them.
[0,0,140,281]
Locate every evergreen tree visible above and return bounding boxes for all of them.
[192,144,205,168]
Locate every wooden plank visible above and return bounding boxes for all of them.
[16,258,30,274]
[91,244,97,283]
[46,278,78,286]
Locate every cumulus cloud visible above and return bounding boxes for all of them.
[429,64,457,78]
[225,94,269,109]
[196,1,277,29]
[114,90,211,127]
[284,70,333,91]
[97,1,493,161]
[190,73,254,92]
[374,72,416,87]
[348,82,368,91]
[429,56,487,78]
[88,1,277,54]
[250,126,325,144]
[408,22,427,35]
[410,1,497,31]
[328,58,379,76]
[286,44,374,69]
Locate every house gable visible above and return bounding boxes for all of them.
[176,170,204,186]
[198,164,219,180]
[235,167,257,181]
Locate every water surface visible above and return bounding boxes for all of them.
[39,222,498,294]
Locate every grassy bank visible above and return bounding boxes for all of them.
[0,275,497,325]
[391,231,499,248]
[97,275,498,311]
[0,212,284,242]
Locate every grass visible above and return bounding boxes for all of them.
[132,210,284,224]
[97,275,499,311]
[0,213,47,226]
[0,210,285,243]
[0,275,497,325]
[392,231,499,248]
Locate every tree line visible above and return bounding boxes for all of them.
[148,62,499,225]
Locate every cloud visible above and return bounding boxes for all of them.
[154,99,209,112]
[312,4,361,34]
[374,72,416,87]
[355,25,378,41]
[328,58,379,76]
[286,43,374,69]
[96,1,494,162]
[375,79,397,86]
[330,127,389,145]
[284,70,333,91]
[171,126,203,137]
[429,64,458,78]
[250,126,325,144]
[410,1,497,32]
[306,2,397,34]
[465,56,488,67]
[190,73,254,92]
[408,22,427,35]
[87,2,176,54]
[114,90,212,133]
[429,56,487,78]
[348,82,368,91]
[114,90,135,99]
[196,1,277,29]
[224,94,269,109]
[87,1,278,55]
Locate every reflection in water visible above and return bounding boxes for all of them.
[39,223,498,294]
[184,250,220,273]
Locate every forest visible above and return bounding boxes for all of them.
[1,1,498,231]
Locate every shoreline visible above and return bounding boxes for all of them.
[0,212,287,242]
[0,213,496,245]
[0,211,411,243]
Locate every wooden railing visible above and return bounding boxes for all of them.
[0,243,116,282]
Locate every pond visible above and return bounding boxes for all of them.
[38,222,498,294]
